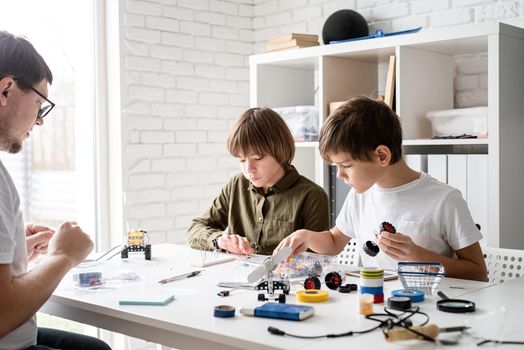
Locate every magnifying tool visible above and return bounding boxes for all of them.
[437,291,476,313]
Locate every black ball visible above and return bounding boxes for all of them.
[322,9,369,44]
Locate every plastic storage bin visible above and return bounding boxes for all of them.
[273,106,319,141]
[425,107,488,137]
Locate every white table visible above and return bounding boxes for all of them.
[40,244,524,349]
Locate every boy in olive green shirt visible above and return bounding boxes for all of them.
[186,108,329,255]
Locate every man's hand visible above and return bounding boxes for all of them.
[376,231,422,260]
[47,222,93,268]
[216,234,255,255]
[25,224,54,261]
[273,229,312,257]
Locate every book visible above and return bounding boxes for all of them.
[384,55,396,108]
[119,293,175,306]
[266,39,319,52]
[268,33,319,44]
[240,303,314,321]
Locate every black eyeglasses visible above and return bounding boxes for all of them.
[28,86,55,119]
[13,78,55,118]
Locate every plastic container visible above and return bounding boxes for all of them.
[359,294,374,315]
[425,107,488,137]
[273,106,319,142]
[236,251,335,280]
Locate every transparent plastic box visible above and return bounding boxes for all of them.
[425,107,488,137]
[273,106,319,142]
[236,252,335,280]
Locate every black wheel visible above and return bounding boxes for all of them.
[325,272,343,290]
[278,294,286,303]
[121,247,128,259]
[258,293,266,301]
[304,276,321,290]
[145,245,151,260]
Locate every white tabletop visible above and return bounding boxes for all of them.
[40,244,524,350]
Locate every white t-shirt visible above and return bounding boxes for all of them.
[335,172,482,270]
[0,160,37,350]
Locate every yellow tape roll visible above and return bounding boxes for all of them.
[296,289,329,303]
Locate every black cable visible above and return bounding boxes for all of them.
[267,324,380,339]
[82,245,121,263]
[478,339,524,346]
[267,306,430,340]
[95,245,122,261]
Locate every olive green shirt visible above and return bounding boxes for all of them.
[186,166,330,255]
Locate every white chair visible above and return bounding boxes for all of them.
[483,246,524,283]
[336,239,360,267]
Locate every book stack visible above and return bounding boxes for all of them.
[266,33,319,52]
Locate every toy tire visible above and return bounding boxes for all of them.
[258,293,266,301]
[325,272,343,290]
[121,248,128,259]
[278,294,286,303]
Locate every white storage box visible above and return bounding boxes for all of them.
[425,107,488,137]
[273,106,319,142]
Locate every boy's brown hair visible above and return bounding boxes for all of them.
[319,96,403,164]
[228,107,295,167]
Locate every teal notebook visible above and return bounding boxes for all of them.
[119,293,175,306]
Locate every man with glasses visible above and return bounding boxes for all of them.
[0,31,111,350]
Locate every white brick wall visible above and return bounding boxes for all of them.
[120,0,524,250]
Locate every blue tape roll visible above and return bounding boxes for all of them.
[359,285,384,295]
[214,305,235,318]
[392,289,425,303]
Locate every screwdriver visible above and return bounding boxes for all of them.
[385,324,469,342]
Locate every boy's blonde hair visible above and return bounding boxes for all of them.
[319,96,403,163]
[228,108,295,167]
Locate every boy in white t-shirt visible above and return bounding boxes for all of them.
[275,96,487,281]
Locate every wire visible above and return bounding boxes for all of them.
[82,245,121,263]
[94,245,122,261]
[477,339,524,346]
[267,306,432,340]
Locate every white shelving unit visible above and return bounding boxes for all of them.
[249,22,524,249]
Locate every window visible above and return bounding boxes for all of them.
[2,0,111,338]
[2,0,100,241]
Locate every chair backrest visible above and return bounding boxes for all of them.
[483,246,524,283]
[336,240,360,267]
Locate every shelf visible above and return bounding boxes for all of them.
[403,138,488,146]
[295,141,318,148]
[250,22,522,67]
[251,22,524,249]
[403,138,488,155]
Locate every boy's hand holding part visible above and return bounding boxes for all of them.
[216,233,255,255]
[376,230,421,261]
[273,229,312,257]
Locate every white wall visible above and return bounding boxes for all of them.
[120,0,253,243]
[118,0,524,244]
